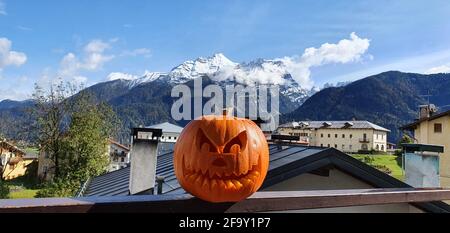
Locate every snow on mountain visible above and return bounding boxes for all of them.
[167,53,238,83]
[108,53,315,104]
[108,72,138,81]
[128,71,167,88]
[322,81,352,89]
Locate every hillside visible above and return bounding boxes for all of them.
[283,71,450,142]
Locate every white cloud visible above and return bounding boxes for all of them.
[17,25,33,31]
[0,0,6,15]
[214,32,370,88]
[84,39,110,54]
[426,64,450,74]
[73,76,88,85]
[0,37,27,69]
[121,48,151,58]
[58,39,115,79]
[107,72,138,81]
[278,32,370,88]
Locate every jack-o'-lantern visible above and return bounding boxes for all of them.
[173,113,269,203]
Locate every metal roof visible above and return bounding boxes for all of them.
[82,143,450,212]
[84,145,325,197]
[279,120,390,132]
[146,122,183,134]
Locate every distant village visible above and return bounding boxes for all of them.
[1,103,450,213]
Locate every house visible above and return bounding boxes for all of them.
[80,141,450,213]
[0,140,36,180]
[276,121,390,153]
[107,139,130,172]
[401,104,450,188]
[146,122,183,143]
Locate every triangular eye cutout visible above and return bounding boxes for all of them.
[196,128,217,152]
[223,130,247,153]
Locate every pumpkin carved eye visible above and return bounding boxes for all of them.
[196,128,217,152]
[224,131,247,153]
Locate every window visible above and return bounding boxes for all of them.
[342,134,345,138]
[349,145,353,150]
[381,145,385,151]
[376,144,380,151]
[328,134,331,138]
[121,157,125,162]
[350,134,353,139]
[335,134,338,138]
[342,144,345,150]
[434,123,443,133]
[320,144,323,147]
[334,144,338,148]
[321,134,324,138]
[327,144,330,148]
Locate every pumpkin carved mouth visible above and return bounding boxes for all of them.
[182,155,260,191]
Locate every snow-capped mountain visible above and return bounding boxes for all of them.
[119,53,314,105]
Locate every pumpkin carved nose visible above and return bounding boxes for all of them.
[212,158,227,167]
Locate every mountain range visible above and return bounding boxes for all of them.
[283,71,450,142]
[0,53,315,142]
[1,53,450,144]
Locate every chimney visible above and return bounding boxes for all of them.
[402,143,444,188]
[418,104,437,120]
[129,127,162,195]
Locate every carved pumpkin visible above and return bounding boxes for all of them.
[173,114,269,203]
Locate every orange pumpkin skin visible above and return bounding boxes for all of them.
[173,115,269,203]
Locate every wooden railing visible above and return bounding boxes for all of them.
[1,188,450,213]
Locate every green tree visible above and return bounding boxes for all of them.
[33,82,120,197]
[398,134,414,147]
[32,81,75,178]
[59,91,118,182]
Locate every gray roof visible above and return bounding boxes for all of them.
[146,122,184,134]
[82,143,450,212]
[83,145,325,197]
[279,120,390,132]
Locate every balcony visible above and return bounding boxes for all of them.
[359,138,370,143]
[1,188,450,213]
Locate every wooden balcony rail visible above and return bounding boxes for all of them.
[0,188,450,213]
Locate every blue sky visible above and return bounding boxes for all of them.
[1,0,450,100]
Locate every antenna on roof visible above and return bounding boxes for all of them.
[419,90,432,105]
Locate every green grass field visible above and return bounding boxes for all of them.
[352,154,404,181]
[9,189,40,199]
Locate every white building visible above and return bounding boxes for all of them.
[276,121,390,153]
[146,122,183,143]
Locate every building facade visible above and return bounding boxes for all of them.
[276,121,390,153]
[0,140,35,180]
[401,105,450,188]
[146,122,183,143]
[107,139,130,172]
